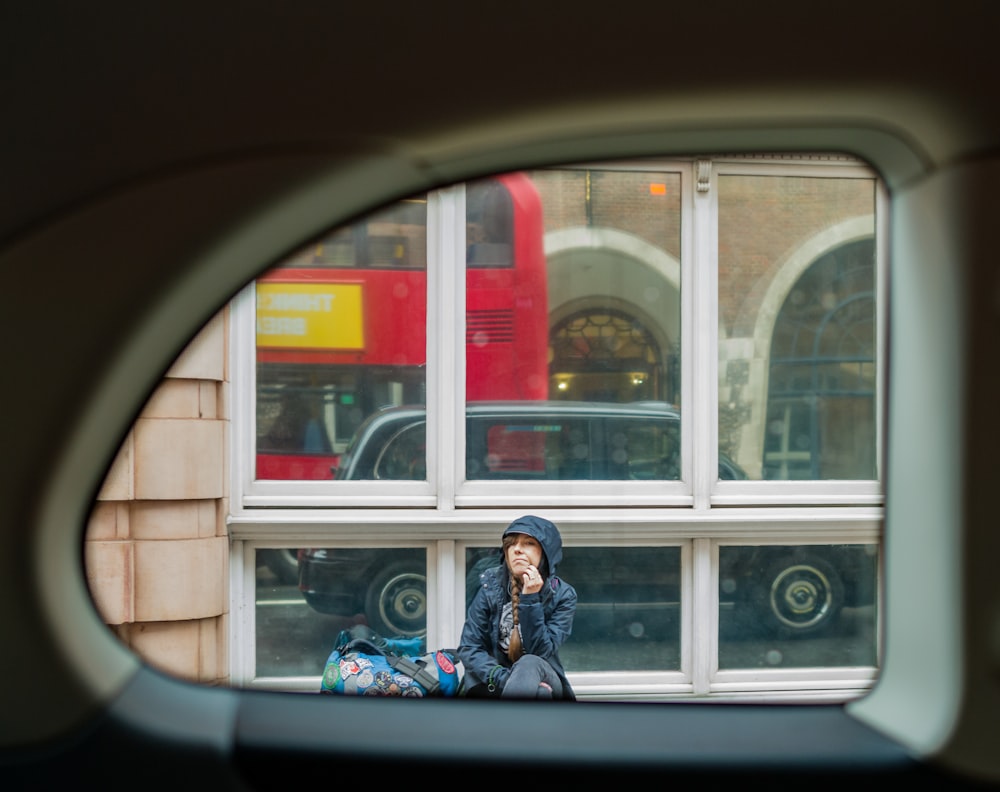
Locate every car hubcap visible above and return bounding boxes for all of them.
[769,564,832,630]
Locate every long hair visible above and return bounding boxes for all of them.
[502,534,549,662]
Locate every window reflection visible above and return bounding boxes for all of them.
[333,402,703,482]
[468,545,682,673]
[717,175,877,481]
[764,240,876,480]
[718,544,878,669]
[465,168,683,482]
[465,173,549,401]
[296,547,427,636]
[255,542,878,679]
[466,404,684,481]
[240,159,883,693]
[550,310,669,403]
[255,197,430,481]
[466,177,515,268]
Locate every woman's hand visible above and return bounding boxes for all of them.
[522,564,543,594]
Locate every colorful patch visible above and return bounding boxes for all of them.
[340,658,361,676]
[435,651,455,674]
[374,670,394,689]
[322,663,341,689]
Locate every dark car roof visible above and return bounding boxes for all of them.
[337,400,748,481]
[361,399,682,425]
[344,400,684,454]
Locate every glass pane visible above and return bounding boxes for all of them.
[718,544,878,669]
[370,422,427,480]
[256,548,337,677]
[466,168,683,480]
[466,546,682,672]
[258,547,428,677]
[255,196,428,480]
[718,174,877,481]
[340,402,691,484]
[465,404,681,480]
[332,411,425,481]
[466,177,515,269]
[295,547,428,638]
[465,173,550,401]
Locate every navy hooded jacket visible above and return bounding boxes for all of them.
[458,515,577,699]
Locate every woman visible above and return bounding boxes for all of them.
[459,515,577,699]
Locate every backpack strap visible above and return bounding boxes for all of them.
[385,654,441,695]
[342,638,386,657]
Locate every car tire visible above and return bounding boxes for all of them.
[258,548,300,585]
[756,553,845,638]
[364,562,427,638]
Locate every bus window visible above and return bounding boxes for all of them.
[467,177,514,267]
[255,173,551,481]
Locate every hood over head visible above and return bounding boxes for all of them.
[502,515,563,576]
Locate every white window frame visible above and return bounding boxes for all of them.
[229,156,885,700]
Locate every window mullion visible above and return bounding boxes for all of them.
[428,185,464,510]
[690,159,717,509]
[690,537,714,693]
[230,282,257,513]
[229,539,252,685]
[874,178,889,485]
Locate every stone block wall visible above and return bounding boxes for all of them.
[84,309,230,685]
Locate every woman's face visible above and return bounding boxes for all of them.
[505,533,543,576]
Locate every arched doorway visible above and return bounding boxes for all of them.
[548,308,672,403]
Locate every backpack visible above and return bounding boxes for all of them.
[320,626,465,697]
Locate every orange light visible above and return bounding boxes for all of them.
[649,183,667,196]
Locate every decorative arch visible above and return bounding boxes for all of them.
[545,226,681,323]
[543,227,681,403]
[738,216,876,478]
[738,214,875,470]
[751,216,874,357]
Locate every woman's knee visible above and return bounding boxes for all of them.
[515,654,547,675]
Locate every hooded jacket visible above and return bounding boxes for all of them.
[458,515,577,699]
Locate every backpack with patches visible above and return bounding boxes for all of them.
[320,625,465,697]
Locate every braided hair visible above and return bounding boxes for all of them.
[502,533,549,662]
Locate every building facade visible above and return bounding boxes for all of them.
[85,155,884,697]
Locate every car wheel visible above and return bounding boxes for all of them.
[258,548,300,585]
[757,554,845,637]
[364,562,427,637]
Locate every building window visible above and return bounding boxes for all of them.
[764,239,876,480]
[232,156,884,700]
[549,309,667,404]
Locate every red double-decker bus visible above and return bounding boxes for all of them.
[255,172,549,480]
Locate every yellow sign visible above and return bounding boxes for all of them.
[256,282,364,349]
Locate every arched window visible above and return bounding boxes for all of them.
[764,239,876,480]
[548,309,671,403]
